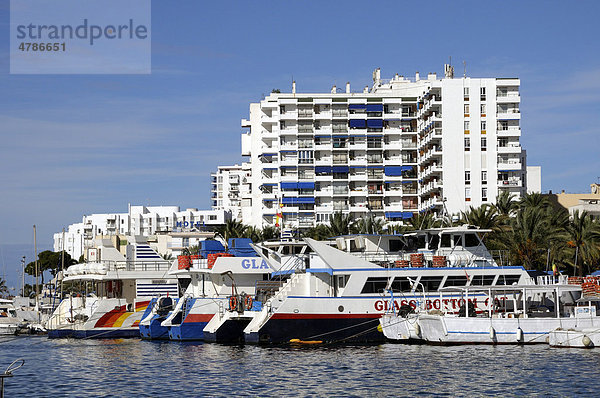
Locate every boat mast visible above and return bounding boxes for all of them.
[34,224,39,311]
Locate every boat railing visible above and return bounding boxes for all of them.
[350,248,496,267]
[101,260,172,272]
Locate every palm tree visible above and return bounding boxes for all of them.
[182,245,199,255]
[518,192,551,210]
[301,224,331,240]
[461,205,500,230]
[493,190,518,220]
[500,206,563,270]
[260,226,280,241]
[160,253,173,260]
[354,217,386,234]
[243,226,263,243]
[406,212,440,231]
[0,278,8,297]
[215,219,248,249]
[565,210,600,276]
[327,212,355,236]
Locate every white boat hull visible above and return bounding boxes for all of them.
[549,328,600,348]
[418,314,600,344]
[380,314,420,341]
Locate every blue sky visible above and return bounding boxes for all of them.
[1,1,599,289]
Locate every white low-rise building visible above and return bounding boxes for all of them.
[54,205,230,259]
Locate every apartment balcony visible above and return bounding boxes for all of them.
[497,160,522,170]
[314,143,332,150]
[315,204,333,212]
[314,110,332,119]
[349,142,367,150]
[384,141,403,150]
[498,178,522,188]
[332,111,348,118]
[315,158,332,166]
[497,144,522,154]
[349,158,367,166]
[349,204,369,212]
[349,173,367,181]
[332,188,349,196]
[261,115,278,124]
[333,205,349,211]
[279,128,298,135]
[315,174,334,181]
[297,111,314,119]
[497,110,521,120]
[279,143,297,151]
[280,158,298,167]
[496,92,521,103]
[315,189,332,197]
[497,127,521,137]
[280,111,298,119]
[349,189,368,197]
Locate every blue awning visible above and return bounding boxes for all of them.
[332,166,349,173]
[401,180,415,184]
[367,119,383,128]
[387,211,413,219]
[281,182,298,189]
[385,166,403,176]
[401,166,414,171]
[366,104,383,112]
[350,166,366,168]
[280,150,297,153]
[367,134,383,138]
[385,118,401,121]
[367,166,383,169]
[332,135,348,138]
[315,166,332,173]
[348,104,366,110]
[349,119,366,128]
[262,167,277,170]
[261,183,277,186]
[282,197,315,204]
[262,198,276,201]
[314,135,331,138]
[298,182,315,189]
[280,166,297,169]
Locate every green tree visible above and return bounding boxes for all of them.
[182,245,199,255]
[354,217,386,234]
[25,250,76,284]
[493,190,518,220]
[327,212,355,236]
[565,210,600,276]
[518,192,551,210]
[160,253,173,260]
[0,278,8,297]
[406,212,440,231]
[461,205,501,231]
[260,226,280,241]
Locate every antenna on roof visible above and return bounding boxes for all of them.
[463,61,466,77]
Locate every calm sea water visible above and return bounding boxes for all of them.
[1,336,600,397]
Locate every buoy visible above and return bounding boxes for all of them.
[582,335,593,348]
[289,338,323,345]
[377,324,383,333]
[489,327,496,340]
[516,327,523,342]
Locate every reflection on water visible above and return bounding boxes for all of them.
[2,337,600,397]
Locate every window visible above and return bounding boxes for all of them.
[443,276,468,287]
[464,121,470,131]
[280,120,286,130]
[482,188,488,201]
[440,234,451,248]
[481,137,487,151]
[470,275,495,286]
[499,121,508,131]
[481,104,486,115]
[464,137,470,151]
[360,277,389,294]
[498,137,508,147]
[481,121,486,131]
[480,87,486,101]
[465,171,471,185]
[418,276,444,292]
[496,274,522,285]
[464,87,469,99]
[464,104,470,115]
[481,170,488,184]
[390,277,413,293]
[465,187,471,201]
[464,233,480,247]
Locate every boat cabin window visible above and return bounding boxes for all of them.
[443,275,468,287]
[417,235,426,249]
[469,275,496,286]
[453,235,462,247]
[464,233,480,247]
[418,276,444,292]
[440,234,451,248]
[389,239,406,252]
[390,277,413,293]
[428,234,440,250]
[337,275,349,289]
[360,277,389,294]
[495,274,521,285]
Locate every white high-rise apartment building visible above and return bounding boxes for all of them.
[210,164,252,222]
[237,66,532,231]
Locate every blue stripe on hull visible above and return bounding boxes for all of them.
[246,318,384,344]
[48,328,140,339]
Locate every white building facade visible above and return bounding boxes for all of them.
[237,67,534,231]
[54,205,230,259]
[210,164,252,222]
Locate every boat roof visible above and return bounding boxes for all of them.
[329,226,492,239]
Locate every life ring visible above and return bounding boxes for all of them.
[245,296,253,311]
[229,296,238,311]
